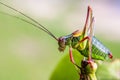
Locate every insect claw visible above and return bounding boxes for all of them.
[108,53,113,59]
[88,5,92,12]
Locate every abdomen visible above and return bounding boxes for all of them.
[77,36,112,60]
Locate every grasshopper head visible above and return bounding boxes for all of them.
[58,37,66,52]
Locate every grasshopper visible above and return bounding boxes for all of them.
[0,2,113,67]
[58,6,113,66]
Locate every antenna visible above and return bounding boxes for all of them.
[0,2,58,41]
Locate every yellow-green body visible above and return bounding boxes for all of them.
[64,34,112,60]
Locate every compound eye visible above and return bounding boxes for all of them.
[58,37,62,41]
[62,38,65,43]
[59,37,64,42]
[61,38,63,41]
[62,38,64,41]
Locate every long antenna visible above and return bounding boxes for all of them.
[0,2,58,41]
[0,11,56,39]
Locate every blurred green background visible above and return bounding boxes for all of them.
[0,0,120,80]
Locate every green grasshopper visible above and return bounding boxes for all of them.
[0,2,113,66]
[58,6,113,65]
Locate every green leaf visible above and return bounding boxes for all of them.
[97,59,120,80]
[50,49,120,80]
[50,50,83,80]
